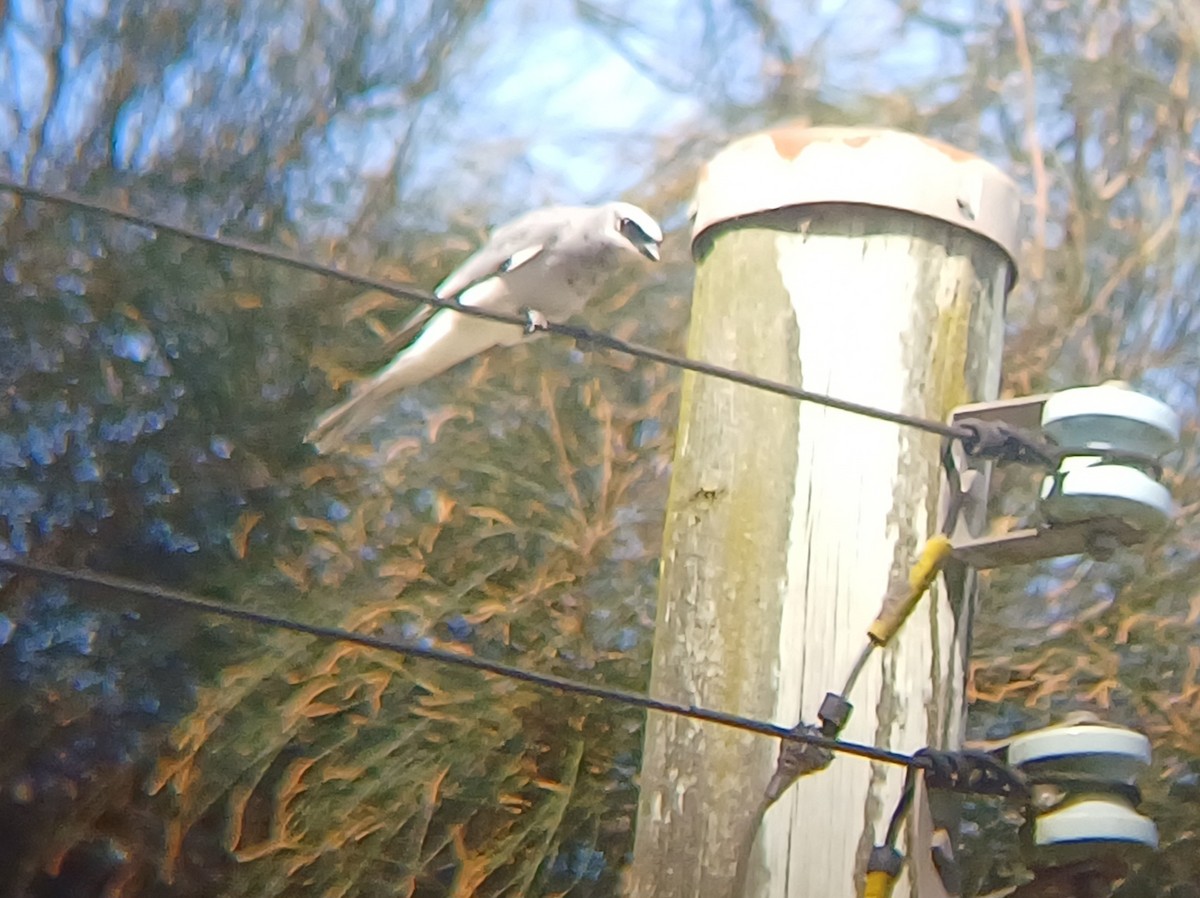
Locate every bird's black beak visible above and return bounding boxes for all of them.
[638,241,661,262]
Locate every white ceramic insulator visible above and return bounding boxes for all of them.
[1034,797,1158,849]
[1040,458,1174,530]
[1041,383,1180,457]
[1008,724,1151,781]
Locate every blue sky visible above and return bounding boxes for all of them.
[466,0,970,199]
[2,0,979,237]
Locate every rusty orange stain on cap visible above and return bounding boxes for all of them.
[767,125,978,163]
[766,125,820,160]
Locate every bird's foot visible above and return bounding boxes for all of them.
[523,308,550,335]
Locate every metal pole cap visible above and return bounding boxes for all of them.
[691,124,1022,280]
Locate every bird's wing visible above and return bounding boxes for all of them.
[379,206,585,354]
[431,206,581,302]
[382,239,548,353]
[381,304,438,354]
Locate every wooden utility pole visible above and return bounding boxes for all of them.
[626,126,1020,898]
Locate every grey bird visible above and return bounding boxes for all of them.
[306,201,662,453]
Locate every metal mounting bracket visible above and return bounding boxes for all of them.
[939,395,1156,569]
[909,771,960,898]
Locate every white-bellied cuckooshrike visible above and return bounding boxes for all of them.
[306,202,662,453]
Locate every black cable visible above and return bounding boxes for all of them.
[885,768,916,847]
[0,178,966,441]
[0,183,1071,779]
[0,556,926,771]
[915,747,1028,799]
[939,438,965,537]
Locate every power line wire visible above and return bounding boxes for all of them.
[0,181,1054,786]
[0,556,924,771]
[0,178,966,442]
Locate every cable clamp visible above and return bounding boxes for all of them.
[764,723,835,802]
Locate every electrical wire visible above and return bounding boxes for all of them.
[0,556,927,771]
[0,182,1054,789]
[885,769,916,847]
[0,182,1069,775]
[0,183,1049,885]
[0,178,967,441]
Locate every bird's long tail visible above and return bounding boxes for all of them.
[305,382,395,455]
[305,311,524,453]
[305,348,459,453]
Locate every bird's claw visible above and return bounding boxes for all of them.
[524,308,550,335]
